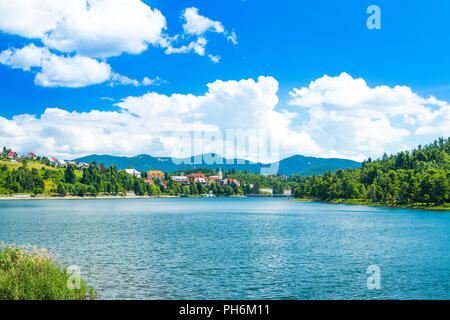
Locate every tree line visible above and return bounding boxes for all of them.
[0,137,448,206]
[293,137,449,206]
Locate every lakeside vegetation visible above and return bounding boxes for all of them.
[0,243,95,300]
[0,137,448,209]
[292,137,449,208]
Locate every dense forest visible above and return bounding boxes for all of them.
[293,137,449,206]
[0,138,448,207]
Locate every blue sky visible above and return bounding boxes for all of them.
[0,0,449,161]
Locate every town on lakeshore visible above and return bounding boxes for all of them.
[0,147,293,198]
[0,138,448,210]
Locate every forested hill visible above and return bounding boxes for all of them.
[73,153,360,176]
[293,137,450,206]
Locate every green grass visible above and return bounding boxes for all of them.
[0,160,55,171]
[0,243,96,300]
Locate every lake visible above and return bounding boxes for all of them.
[0,198,448,299]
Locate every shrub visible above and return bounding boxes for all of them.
[0,243,96,300]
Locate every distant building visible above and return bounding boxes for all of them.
[148,170,165,180]
[221,178,241,187]
[172,175,188,185]
[47,157,58,166]
[144,177,154,184]
[7,152,18,159]
[283,189,292,196]
[47,157,66,167]
[56,159,67,167]
[207,176,219,185]
[27,152,37,160]
[222,178,233,185]
[207,169,223,185]
[188,173,207,184]
[125,169,141,178]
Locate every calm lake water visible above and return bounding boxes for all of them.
[0,198,448,299]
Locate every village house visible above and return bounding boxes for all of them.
[172,175,188,185]
[27,152,37,160]
[206,176,219,185]
[56,159,67,167]
[7,151,18,159]
[125,168,141,178]
[46,157,67,167]
[188,173,207,185]
[144,177,154,184]
[148,170,165,180]
[207,168,222,185]
[47,157,58,166]
[221,178,241,187]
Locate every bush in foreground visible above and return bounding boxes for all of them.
[0,243,95,300]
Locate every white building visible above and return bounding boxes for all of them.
[172,176,188,184]
[125,169,141,178]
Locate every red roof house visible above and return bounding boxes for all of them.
[28,152,37,159]
[7,152,18,159]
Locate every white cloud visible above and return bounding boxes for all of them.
[289,72,450,160]
[0,44,111,87]
[35,54,112,88]
[109,73,162,87]
[0,2,236,86]
[0,44,162,88]
[182,7,225,35]
[0,76,318,162]
[164,37,208,56]
[208,54,221,63]
[0,44,51,71]
[0,0,166,58]
[0,0,78,39]
[164,7,237,61]
[2,74,444,162]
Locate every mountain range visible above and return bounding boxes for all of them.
[73,153,360,176]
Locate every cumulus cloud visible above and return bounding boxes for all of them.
[2,74,445,161]
[0,44,162,88]
[0,0,166,58]
[0,44,51,71]
[289,72,450,160]
[0,2,237,85]
[35,55,112,88]
[0,76,317,162]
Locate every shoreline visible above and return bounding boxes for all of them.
[289,198,450,211]
[1,195,448,211]
[0,194,248,201]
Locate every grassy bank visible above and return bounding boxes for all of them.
[0,243,95,300]
[289,198,450,211]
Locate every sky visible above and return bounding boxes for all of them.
[0,0,449,162]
